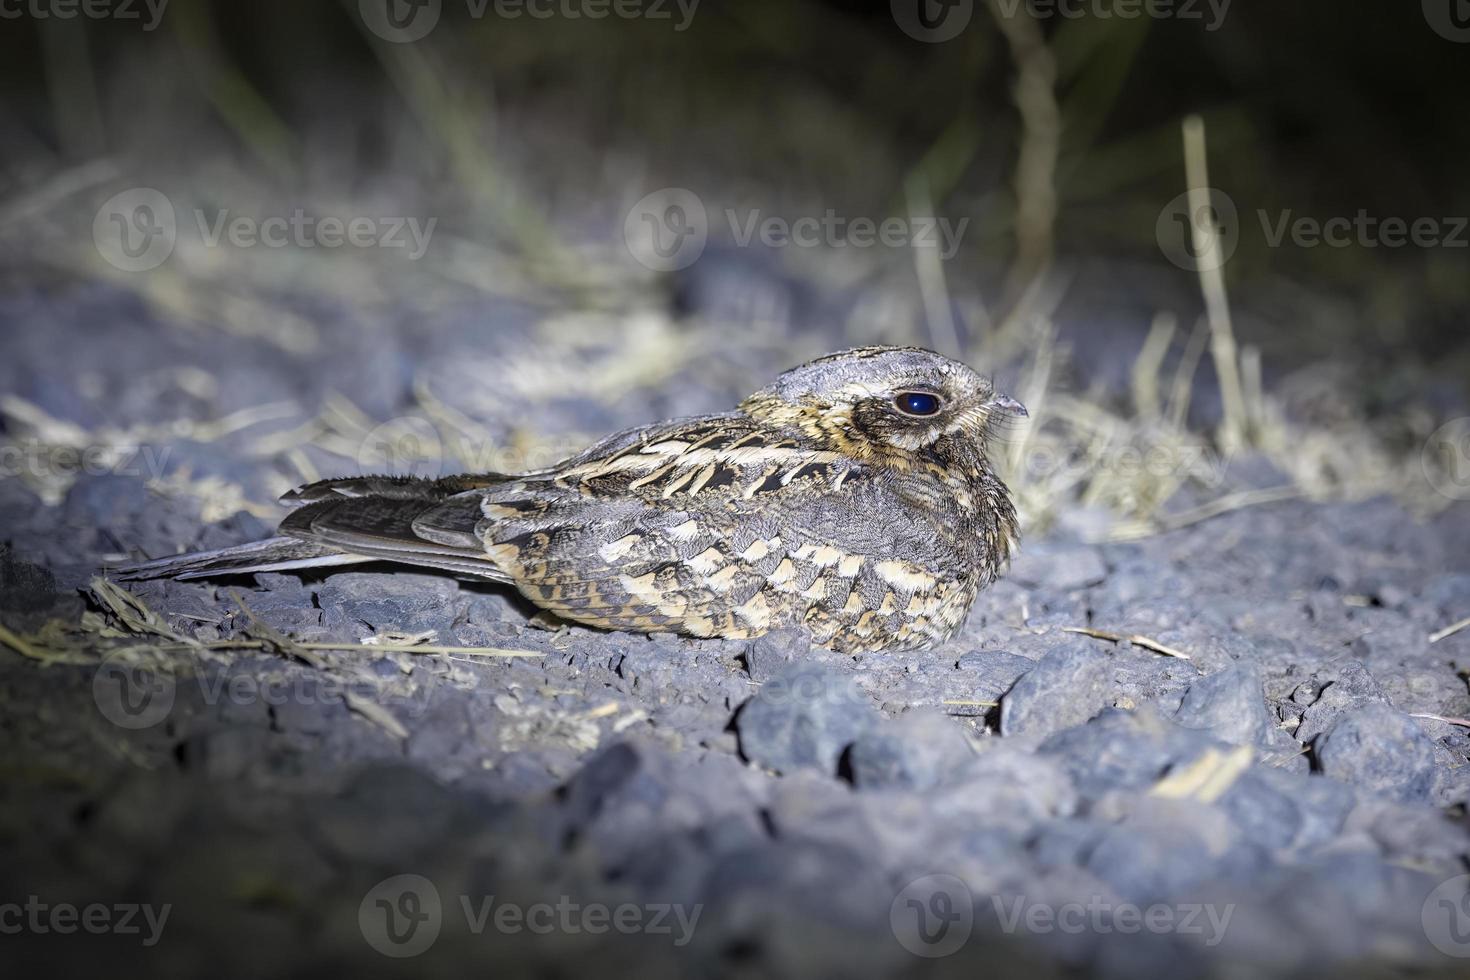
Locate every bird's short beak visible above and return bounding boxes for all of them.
[986,393,1028,418]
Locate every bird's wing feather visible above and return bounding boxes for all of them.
[279,496,513,582]
[455,414,909,634]
[281,473,507,503]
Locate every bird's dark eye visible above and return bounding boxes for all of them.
[894,391,942,417]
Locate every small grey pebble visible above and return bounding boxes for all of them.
[737,662,880,775]
[1000,640,1112,738]
[1315,702,1437,805]
[1295,662,1387,743]
[741,628,811,683]
[848,709,974,791]
[1171,663,1274,747]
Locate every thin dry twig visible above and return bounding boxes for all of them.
[1410,713,1470,728]
[1182,114,1248,452]
[1131,312,1176,420]
[989,0,1060,302]
[343,692,410,740]
[299,642,542,657]
[92,580,545,663]
[1150,745,1254,803]
[1428,616,1470,645]
[229,590,326,668]
[1166,318,1210,430]
[91,578,201,647]
[1063,625,1192,661]
[0,621,50,662]
[1102,485,1301,542]
[905,176,962,360]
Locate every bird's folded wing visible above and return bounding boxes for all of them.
[279,494,512,581]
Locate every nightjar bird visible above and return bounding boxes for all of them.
[119,346,1026,653]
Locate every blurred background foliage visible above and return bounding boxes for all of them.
[0,0,1467,535]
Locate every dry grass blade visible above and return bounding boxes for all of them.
[83,636,542,659]
[1411,713,1470,728]
[1166,319,1210,431]
[300,642,544,657]
[228,590,326,669]
[1063,626,1192,661]
[0,158,119,225]
[0,620,69,667]
[1149,745,1254,803]
[1102,485,1301,542]
[905,176,961,359]
[91,578,198,647]
[91,583,542,660]
[414,374,502,470]
[342,692,409,740]
[1154,484,1301,530]
[363,629,439,647]
[1132,312,1176,419]
[988,0,1059,301]
[1182,114,1248,452]
[1428,616,1470,644]
[0,621,50,662]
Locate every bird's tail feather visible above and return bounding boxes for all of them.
[112,537,370,581]
[113,485,508,583]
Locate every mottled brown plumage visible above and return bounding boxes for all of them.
[120,346,1025,653]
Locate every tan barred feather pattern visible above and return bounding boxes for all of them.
[120,346,1025,654]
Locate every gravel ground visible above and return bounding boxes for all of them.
[2,281,1469,979]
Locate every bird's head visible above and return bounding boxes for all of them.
[740,346,1027,463]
